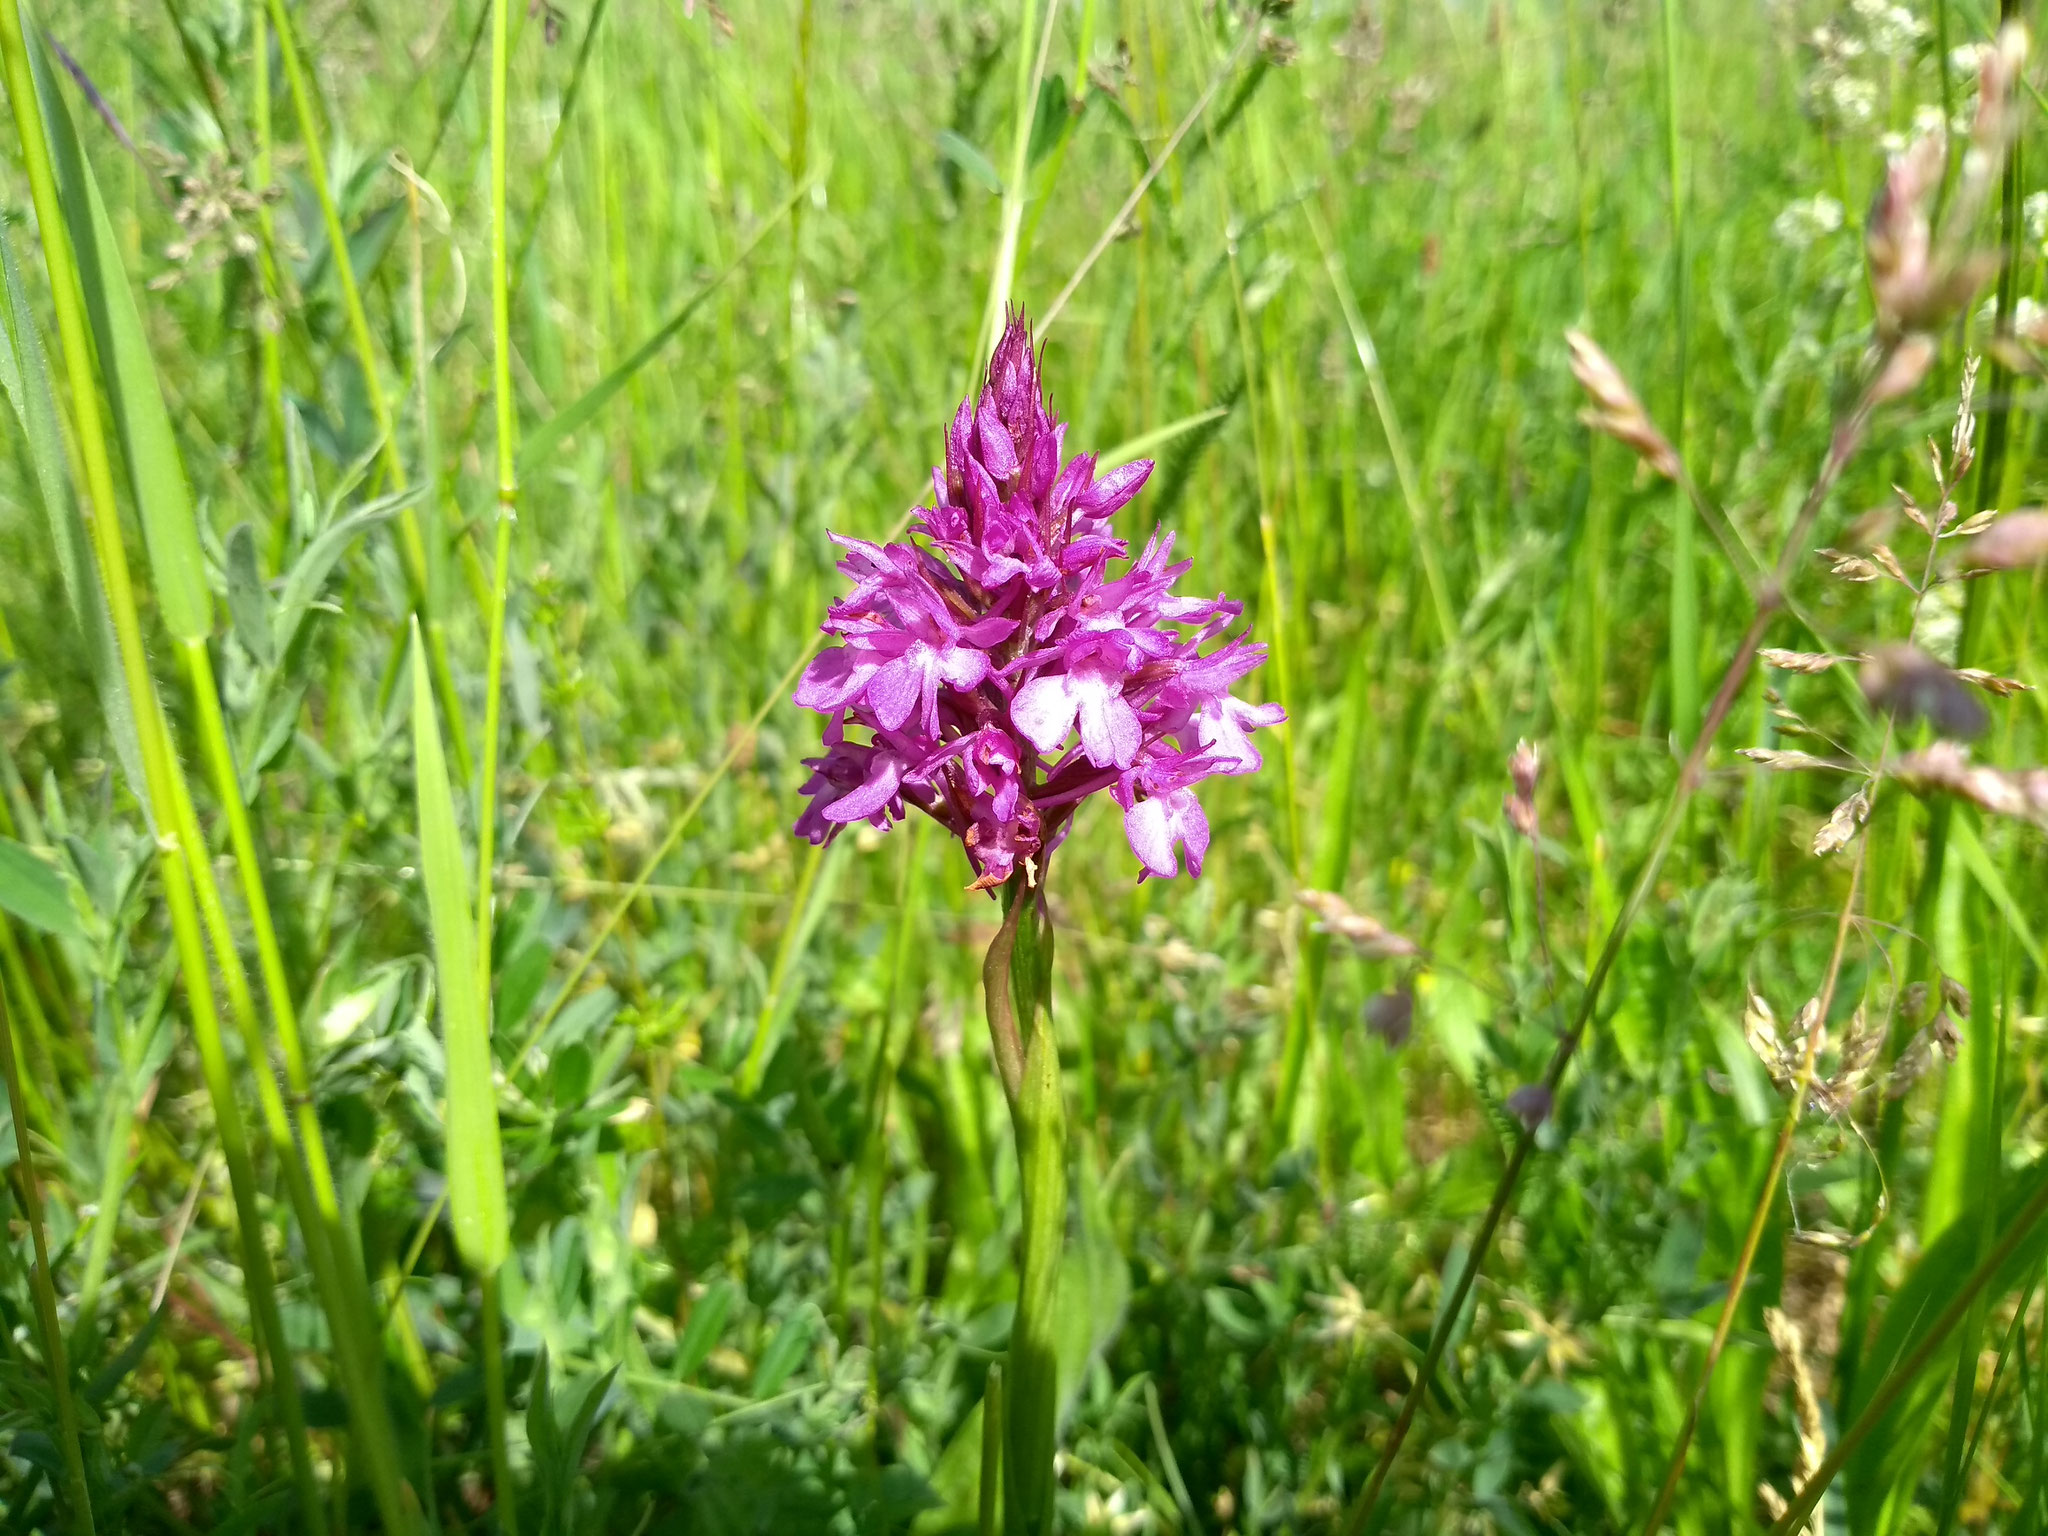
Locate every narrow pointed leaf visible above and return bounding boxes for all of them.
[411,626,508,1273]
[31,36,211,644]
[0,224,145,808]
[516,171,813,477]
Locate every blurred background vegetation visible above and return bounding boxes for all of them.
[0,0,2045,1530]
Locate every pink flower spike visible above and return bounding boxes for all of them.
[792,312,1279,888]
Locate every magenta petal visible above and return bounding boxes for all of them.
[937,645,992,689]
[1073,675,1141,768]
[869,653,923,731]
[1124,798,1178,878]
[976,396,1021,481]
[1011,675,1078,754]
[1078,458,1154,518]
[793,646,873,711]
[966,458,1004,523]
[1173,790,1209,877]
[957,614,1020,647]
[946,399,973,490]
[825,753,904,823]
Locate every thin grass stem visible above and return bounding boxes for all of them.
[263,0,475,785]
[1768,1171,2048,1536]
[1038,18,1262,335]
[475,0,522,1516]
[1639,851,1866,1532]
[1661,0,1698,750]
[1342,354,1897,1536]
[972,0,1054,379]
[0,982,93,1536]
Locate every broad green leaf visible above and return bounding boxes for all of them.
[1052,1144,1129,1430]
[32,36,211,645]
[751,1307,815,1398]
[284,400,318,549]
[0,837,84,941]
[1025,75,1071,169]
[1949,813,2044,971]
[411,625,507,1274]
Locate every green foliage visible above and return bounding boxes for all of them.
[0,0,2042,1532]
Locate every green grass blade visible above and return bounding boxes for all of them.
[0,836,82,940]
[0,225,142,803]
[29,33,209,645]
[735,837,851,1100]
[0,982,93,1536]
[1095,405,1231,471]
[410,622,509,1276]
[516,170,816,478]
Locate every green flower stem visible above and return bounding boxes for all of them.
[263,0,474,786]
[985,873,1064,1536]
[0,982,93,1536]
[481,1268,519,1536]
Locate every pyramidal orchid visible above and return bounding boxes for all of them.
[791,315,1281,1532]
[793,314,1284,892]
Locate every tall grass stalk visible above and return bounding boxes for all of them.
[974,0,1054,376]
[0,984,93,1536]
[1769,1169,2048,1535]
[1039,20,1263,333]
[1343,351,1900,1535]
[475,0,523,1518]
[8,13,426,1528]
[509,0,616,291]
[1223,196,1305,1147]
[1303,198,1453,651]
[1661,0,1698,750]
[249,0,288,512]
[1639,850,1866,1531]
[0,10,331,1525]
[263,0,474,782]
[410,621,513,1516]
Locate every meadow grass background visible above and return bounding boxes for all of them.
[0,0,2045,1530]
